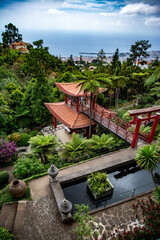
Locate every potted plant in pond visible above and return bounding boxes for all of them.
[87,171,114,200]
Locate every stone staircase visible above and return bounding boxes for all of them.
[0,201,27,239]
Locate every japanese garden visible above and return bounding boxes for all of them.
[0,23,160,240]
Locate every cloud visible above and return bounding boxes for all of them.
[47,8,64,14]
[99,12,118,17]
[145,17,160,26]
[61,1,105,10]
[120,3,158,15]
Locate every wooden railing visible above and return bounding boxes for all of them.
[67,99,149,144]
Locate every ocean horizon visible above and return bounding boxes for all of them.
[1,29,160,57]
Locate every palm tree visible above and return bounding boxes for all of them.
[131,72,149,105]
[107,76,128,111]
[59,132,90,163]
[76,72,112,138]
[29,134,61,164]
[135,144,160,189]
[88,133,115,149]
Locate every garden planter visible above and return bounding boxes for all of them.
[9,179,26,198]
[87,178,114,200]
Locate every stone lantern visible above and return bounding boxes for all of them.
[48,164,58,182]
[60,199,72,216]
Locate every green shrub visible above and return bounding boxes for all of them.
[18,133,30,146]
[0,171,9,184]
[87,172,112,197]
[29,130,39,137]
[13,157,45,179]
[0,227,13,240]
[7,132,21,145]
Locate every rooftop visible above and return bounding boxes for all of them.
[45,102,95,129]
[55,82,107,97]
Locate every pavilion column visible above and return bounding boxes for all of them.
[86,127,89,139]
[65,94,68,104]
[131,117,142,148]
[53,116,57,128]
[148,113,160,143]
[76,97,79,113]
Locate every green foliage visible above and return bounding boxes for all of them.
[18,133,30,146]
[130,40,151,64]
[89,133,115,149]
[97,48,106,69]
[10,88,24,106]
[76,71,112,137]
[144,66,160,87]
[22,74,54,125]
[0,49,20,65]
[28,131,39,137]
[0,105,10,123]
[154,187,160,203]
[0,96,7,106]
[5,82,20,94]
[87,171,112,196]
[0,227,13,240]
[122,111,132,122]
[59,133,89,163]
[139,124,152,134]
[7,132,21,144]
[56,71,76,83]
[1,113,18,134]
[22,39,59,77]
[29,134,60,164]
[73,204,101,240]
[1,23,23,46]
[13,156,45,179]
[110,48,121,74]
[0,171,9,184]
[135,143,160,188]
[107,75,128,111]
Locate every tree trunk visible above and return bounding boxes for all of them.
[89,92,93,138]
[115,87,119,112]
[39,153,44,164]
[43,152,48,164]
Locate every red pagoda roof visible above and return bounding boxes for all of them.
[45,102,95,129]
[55,82,107,97]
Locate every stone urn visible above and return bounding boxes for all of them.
[9,179,26,198]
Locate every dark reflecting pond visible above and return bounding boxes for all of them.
[62,163,160,213]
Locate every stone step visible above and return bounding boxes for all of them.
[13,201,27,239]
[0,202,18,232]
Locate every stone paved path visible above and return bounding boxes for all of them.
[20,192,149,240]
[41,124,72,144]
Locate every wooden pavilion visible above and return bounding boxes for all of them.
[45,82,107,138]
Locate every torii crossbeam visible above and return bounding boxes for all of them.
[128,106,160,148]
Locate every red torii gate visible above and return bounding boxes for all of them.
[128,106,160,148]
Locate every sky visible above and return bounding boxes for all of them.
[0,0,160,54]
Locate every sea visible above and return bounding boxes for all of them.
[11,29,160,57]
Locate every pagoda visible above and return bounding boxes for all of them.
[45,82,107,138]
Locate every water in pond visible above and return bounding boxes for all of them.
[62,163,160,213]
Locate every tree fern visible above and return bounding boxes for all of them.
[144,66,160,87]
